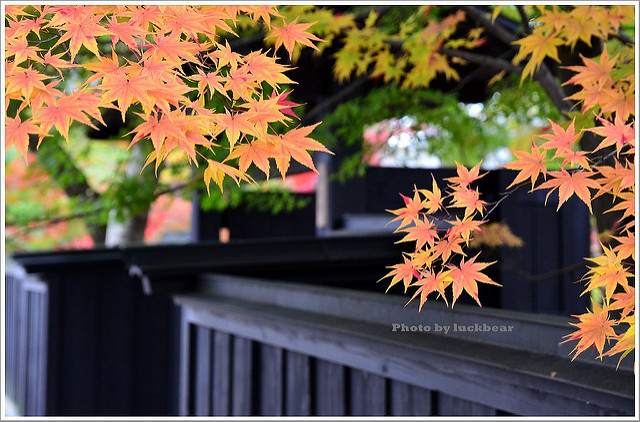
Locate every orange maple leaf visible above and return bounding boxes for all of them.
[213,110,255,150]
[33,90,104,142]
[512,28,563,81]
[588,114,635,157]
[408,269,452,311]
[448,186,486,218]
[609,286,635,319]
[5,116,40,163]
[266,18,322,60]
[563,301,617,360]
[379,255,419,293]
[387,190,425,230]
[447,254,498,307]
[103,14,146,52]
[225,140,276,178]
[537,118,581,158]
[417,174,444,214]
[563,48,616,90]
[583,244,632,300]
[593,161,635,199]
[52,11,110,62]
[502,142,548,189]
[535,169,600,213]
[271,123,330,177]
[445,161,485,188]
[98,71,158,121]
[203,159,253,194]
[396,218,438,250]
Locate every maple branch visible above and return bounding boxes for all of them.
[439,48,522,74]
[516,5,532,35]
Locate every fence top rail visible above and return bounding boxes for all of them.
[197,273,634,370]
[11,234,404,276]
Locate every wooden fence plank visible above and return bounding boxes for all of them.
[211,331,231,416]
[349,368,386,416]
[437,392,497,416]
[390,381,431,416]
[315,359,345,416]
[259,344,283,416]
[231,336,253,416]
[177,311,191,416]
[285,351,310,416]
[193,327,211,416]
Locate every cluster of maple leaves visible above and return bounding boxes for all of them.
[5,5,329,193]
[372,5,635,366]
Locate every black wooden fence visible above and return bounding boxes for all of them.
[5,236,635,417]
[175,274,635,417]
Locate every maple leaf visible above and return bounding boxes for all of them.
[446,254,498,307]
[537,118,581,158]
[417,175,444,214]
[203,159,253,194]
[602,317,635,369]
[213,110,255,150]
[33,90,104,142]
[103,14,146,52]
[588,114,635,157]
[396,218,438,250]
[387,190,424,230]
[98,71,158,121]
[272,123,330,177]
[432,233,466,264]
[447,215,484,245]
[5,36,42,68]
[445,161,485,188]
[535,169,600,213]
[82,50,126,86]
[225,140,276,178]
[266,18,322,60]
[208,40,243,71]
[5,66,49,103]
[379,255,419,293]
[609,286,635,319]
[611,232,635,261]
[583,244,632,300]
[407,269,452,311]
[604,189,635,221]
[269,90,301,120]
[448,186,486,218]
[243,50,295,87]
[190,68,229,100]
[563,48,616,90]
[240,96,289,139]
[5,116,40,163]
[142,33,201,66]
[512,28,563,81]
[563,301,617,360]
[52,11,110,62]
[502,142,548,189]
[40,51,77,79]
[586,166,622,203]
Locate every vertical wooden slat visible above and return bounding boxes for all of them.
[36,291,49,416]
[177,311,192,416]
[193,327,211,416]
[259,344,283,416]
[285,351,310,416]
[16,285,28,414]
[390,381,431,416]
[211,331,231,416]
[315,359,345,416]
[437,392,497,416]
[349,368,386,416]
[231,336,253,416]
